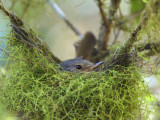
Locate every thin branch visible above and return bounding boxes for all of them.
[47,0,83,40]
[102,0,160,70]
[118,13,148,54]
[97,0,108,27]
[102,11,149,70]
[0,48,9,57]
[0,1,61,63]
[111,29,120,46]
[115,7,145,28]
[118,6,123,18]
[97,0,121,50]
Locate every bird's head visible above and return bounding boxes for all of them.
[60,58,104,72]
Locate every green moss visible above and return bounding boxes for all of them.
[0,36,154,119]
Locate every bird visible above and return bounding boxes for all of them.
[60,58,104,72]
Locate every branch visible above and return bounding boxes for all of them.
[47,0,98,60]
[97,0,108,27]
[116,0,160,56]
[111,29,120,46]
[114,7,145,30]
[0,1,61,63]
[97,0,121,50]
[102,12,149,70]
[47,0,83,40]
[118,13,148,54]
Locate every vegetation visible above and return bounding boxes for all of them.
[0,0,160,119]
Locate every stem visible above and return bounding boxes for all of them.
[97,0,108,27]
[47,0,83,39]
[97,0,121,50]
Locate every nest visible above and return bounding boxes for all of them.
[0,43,151,119]
[0,34,153,119]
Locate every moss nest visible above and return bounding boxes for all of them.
[0,35,153,120]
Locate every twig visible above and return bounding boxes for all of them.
[47,0,83,40]
[11,23,61,63]
[97,0,121,50]
[0,24,10,32]
[0,0,61,63]
[102,9,149,69]
[0,0,24,27]
[115,7,145,28]
[111,29,120,46]
[0,0,13,17]
[0,48,9,57]
[120,13,148,54]
[118,6,123,18]
[97,0,108,27]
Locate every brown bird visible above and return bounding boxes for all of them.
[60,58,104,72]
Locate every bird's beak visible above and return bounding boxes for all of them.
[83,61,104,72]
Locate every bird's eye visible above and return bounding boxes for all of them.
[76,65,82,69]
